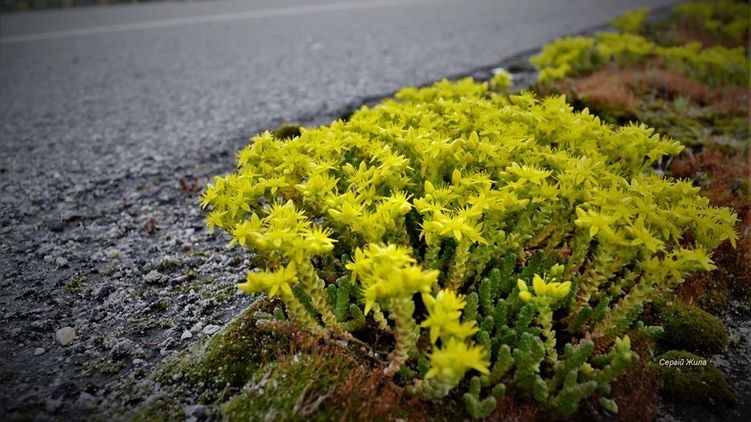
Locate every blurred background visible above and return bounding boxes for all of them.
[1,0,189,12]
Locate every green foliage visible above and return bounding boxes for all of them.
[462,376,501,419]
[531,1,750,87]
[530,36,597,82]
[609,8,650,33]
[656,42,749,87]
[202,77,736,418]
[673,1,750,43]
[490,70,513,93]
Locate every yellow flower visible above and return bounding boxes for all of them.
[517,274,571,304]
[238,263,297,298]
[206,210,227,232]
[421,290,478,344]
[532,274,547,296]
[348,243,437,314]
[425,338,489,384]
[303,225,337,255]
[229,214,263,248]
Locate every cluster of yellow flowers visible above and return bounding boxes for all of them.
[418,290,489,397]
[531,1,750,86]
[517,274,571,305]
[346,243,437,315]
[201,76,736,417]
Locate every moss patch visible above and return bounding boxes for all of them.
[658,350,735,406]
[156,297,290,404]
[129,397,184,422]
[221,337,433,422]
[658,301,728,355]
[271,122,303,140]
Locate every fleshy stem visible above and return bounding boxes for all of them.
[594,280,654,338]
[281,289,325,336]
[447,240,470,290]
[384,296,418,377]
[298,260,351,339]
[424,243,441,269]
[538,307,557,363]
[411,377,450,400]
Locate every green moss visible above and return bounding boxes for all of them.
[199,303,282,386]
[272,122,303,140]
[220,342,432,422]
[188,276,237,302]
[658,301,728,354]
[692,279,731,315]
[82,358,125,375]
[158,318,176,329]
[129,397,183,422]
[158,298,288,398]
[155,259,181,272]
[63,277,86,294]
[221,355,333,422]
[658,350,735,405]
[635,106,708,146]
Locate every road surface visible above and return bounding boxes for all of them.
[1,0,675,179]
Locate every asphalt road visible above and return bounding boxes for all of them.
[0,0,676,180]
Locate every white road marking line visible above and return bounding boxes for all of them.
[0,0,459,45]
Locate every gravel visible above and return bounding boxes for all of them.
[0,142,254,419]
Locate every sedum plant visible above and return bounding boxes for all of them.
[673,1,750,42]
[531,1,750,87]
[609,7,650,33]
[202,77,736,418]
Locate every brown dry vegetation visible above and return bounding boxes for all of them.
[328,363,428,422]
[488,388,539,422]
[569,66,750,117]
[608,335,660,422]
[271,331,431,422]
[660,26,744,48]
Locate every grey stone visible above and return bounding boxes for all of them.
[202,324,221,336]
[109,339,133,361]
[55,327,76,346]
[184,404,209,422]
[143,270,164,284]
[77,392,97,410]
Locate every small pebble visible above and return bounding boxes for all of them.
[106,249,120,259]
[34,347,46,356]
[143,270,164,284]
[77,392,97,410]
[109,339,133,360]
[55,327,76,346]
[202,324,221,336]
[180,330,193,340]
[55,257,68,267]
